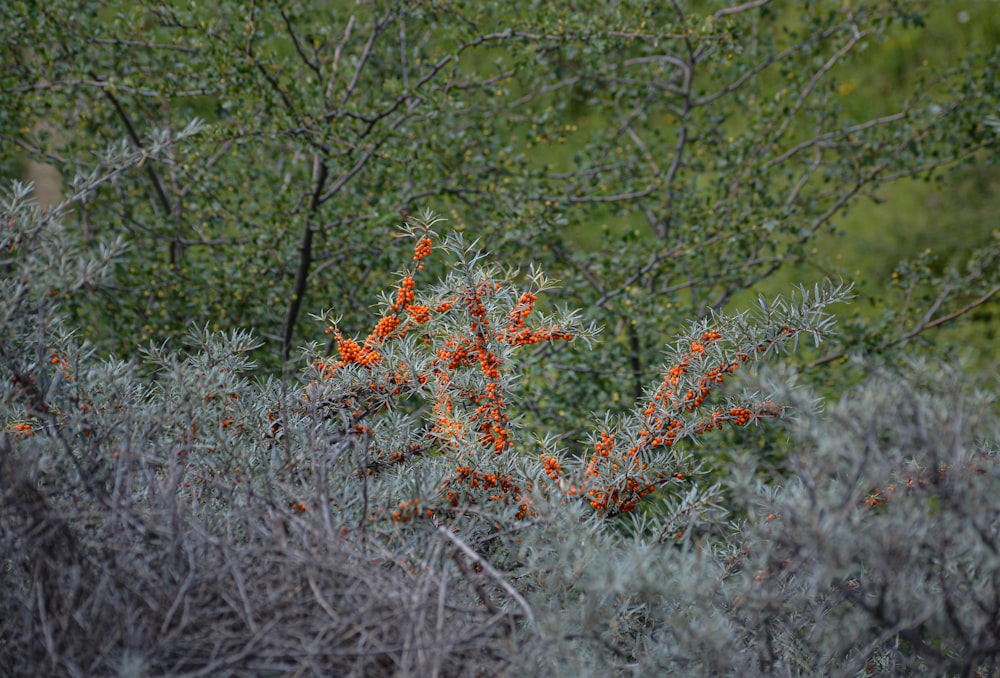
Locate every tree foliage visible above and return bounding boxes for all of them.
[2,1,996,406]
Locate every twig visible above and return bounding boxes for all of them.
[436,525,538,634]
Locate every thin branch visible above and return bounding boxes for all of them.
[279,6,324,86]
[768,27,867,145]
[97,78,173,221]
[539,185,657,204]
[692,22,844,106]
[761,111,908,171]
[326,16,355,99]
[0,133,69,165]
[281,155,328,362]
[339,12,390,110]
[87,37,196,53]
[714,0,770,20]
[893,285,999,343]
[810,285,1000,367]
[784,146,822,209]
[436,525,538,634]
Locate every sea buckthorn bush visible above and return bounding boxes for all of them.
[2,142,1000,676]
[1,165,523,675]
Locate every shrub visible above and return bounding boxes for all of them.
[1,168,520,675]
[5,150,999,676]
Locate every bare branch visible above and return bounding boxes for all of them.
[436,525,538,634]
[714,0,770,20]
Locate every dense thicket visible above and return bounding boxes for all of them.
[2,1,999,675]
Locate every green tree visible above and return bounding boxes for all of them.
[3,2,996,432]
